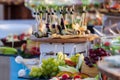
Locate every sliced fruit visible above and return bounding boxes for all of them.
[56,71,73,77]
[74,75,81,79]
[62,73,70,79]
[65,59,76,67]
[103,42,110,47]
[72,73,89,79]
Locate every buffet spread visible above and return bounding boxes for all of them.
[0,0,120,80]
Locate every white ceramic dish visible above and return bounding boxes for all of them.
[0,24,32,39]
[103,56,120,67]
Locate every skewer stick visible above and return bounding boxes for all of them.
[34,9,39,25]
[93,27,105,36]
[36,9,40,23]
[46,7,48,23]
[70,8,74,25]
[108,28,117,35]
[116,27,120,34]
[79,14,82,27]
[81,6,86,27]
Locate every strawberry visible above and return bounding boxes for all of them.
[19,33,25,40]
[104,42,110,47]
[62,74,69,79]
[74,75,81,80]
[13,35,18,39]
[30,47,40,56]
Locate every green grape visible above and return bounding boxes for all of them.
[76,54,80,57]
[37,72,42,77]
[51,72,57,77]
[42,59,48,64]
[31,71,37,77]
[58,60,65,66]
[70,54,80,63]
[31,66,39,72]
[41,64,46,69]
[54,62,59,66]
[50,63,54,67]
[48,58,54,62]
[45,65,51,70]
[29,66,42,77]
[53,67,58,72]
[41,58,60,77]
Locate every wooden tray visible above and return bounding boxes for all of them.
[98,61,120,80]
[30,34,98,43]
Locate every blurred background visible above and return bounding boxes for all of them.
[0,0,33,20]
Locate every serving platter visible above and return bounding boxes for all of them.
[30,34,98,43]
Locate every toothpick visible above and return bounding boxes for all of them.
[116,27,120,34]
[108,28,117,35]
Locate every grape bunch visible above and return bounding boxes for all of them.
[41,58,65,77]
[84,48,109,67]
[29,58,65,78]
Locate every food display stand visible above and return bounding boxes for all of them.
[30,36,92,62]
[1,0,119,80]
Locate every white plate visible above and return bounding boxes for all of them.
[0,24,32,39]
[103,56,120,67]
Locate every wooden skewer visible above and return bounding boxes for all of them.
[104,23,117,31]
[116,27,120,34]
[108,28,117,35]
[93,27,105,36]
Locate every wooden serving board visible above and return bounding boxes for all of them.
[98,61,120,80]
[30,34,98,43]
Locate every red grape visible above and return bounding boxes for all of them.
[89,49,94,53]
[85,48,109,67]
[84,57,89,61]
[88,63,94,67]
